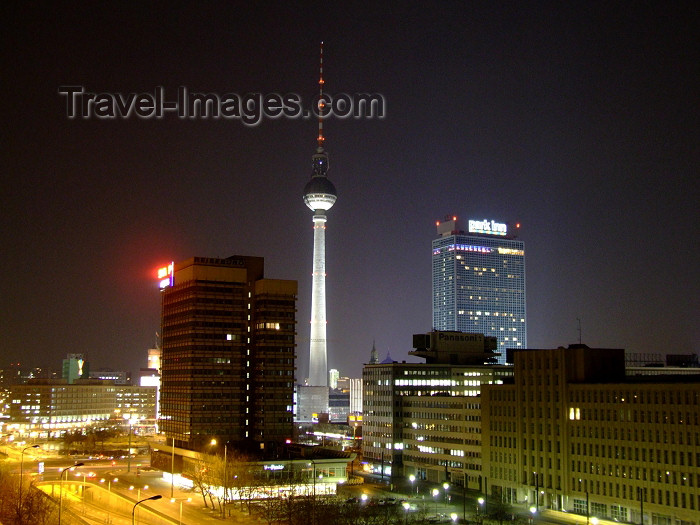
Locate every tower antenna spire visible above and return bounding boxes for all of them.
[317,41,325,149]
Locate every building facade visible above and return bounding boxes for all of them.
[159,256,297,452]
[432,217,526,364]
[62,353,89,384]
[9,379,156,437]
[362,331,511,482]
[295,385,330,423]
[482,345,700,525]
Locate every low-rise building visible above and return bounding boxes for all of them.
[9,379,156,437]
[362,331,511,482]
[482,345,700,525]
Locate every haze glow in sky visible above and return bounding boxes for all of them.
[2,3,698,379]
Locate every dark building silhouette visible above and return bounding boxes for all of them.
[159,256,297,452]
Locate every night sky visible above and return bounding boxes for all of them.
[2,3,698,380]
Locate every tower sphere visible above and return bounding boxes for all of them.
[303,178,337,211]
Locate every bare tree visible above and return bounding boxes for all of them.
[184,458,217,508]
[0,463,59,525]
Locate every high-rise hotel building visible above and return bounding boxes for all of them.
[432,216,526,364]
[159,256,297,451]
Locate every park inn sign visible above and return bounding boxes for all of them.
[468,219,507,236]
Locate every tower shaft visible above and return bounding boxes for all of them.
[308,212,328,386]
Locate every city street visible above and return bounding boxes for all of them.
[4,444,629,525]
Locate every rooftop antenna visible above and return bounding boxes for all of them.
[317,41,325,149]
[577,318,582,345]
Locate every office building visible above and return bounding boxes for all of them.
[303,43,337,386]
[482,345,700,525]
[329,368,339,389]
[349,377,362,414]
[9,379,156,437]
[328,388,350,422]
[295,385,329,423]
[159,256,297,452]
[89,368,131,384]
[362,330,511,481]
[432,216,526,364]
[62,353,89,384]
[147,346,162,371]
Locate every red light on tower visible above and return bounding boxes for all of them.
[452,216,457,221]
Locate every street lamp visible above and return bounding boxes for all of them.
[100,477,118,493]
[124,414,138,473]
[409,474,416,494]
[211,439,229,517]
[443,482,450,507]
[478,497,485,522]
[533,471,539,511]
[529,505,537,525]
[99,477,118,523]
[129,484,149,501]
[170,437,176,499]
[132,494,162,525]
[170,497,192,525]
[308,460,318,525]
[432,488,439,516]
[402,501,410,524]
[578,478,590,525]
[58,462,84,525]
[19,444,40,522]
[222,441,229,518]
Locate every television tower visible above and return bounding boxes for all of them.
[303,42,337,386]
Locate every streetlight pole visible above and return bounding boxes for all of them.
[586,490,590,525]
[124,414,135,473]
[99,477,118,523]
[534,471,539,512]
[58,462,83,525]
[409,474,415,495]
[432,488,439,516]
[18,444,40,522]
[443,482,449,510]
[170,437,175,498]
[311,461,316,498]
[222,442,228,518]
[132,494,162,525]
[170,497,191,525]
